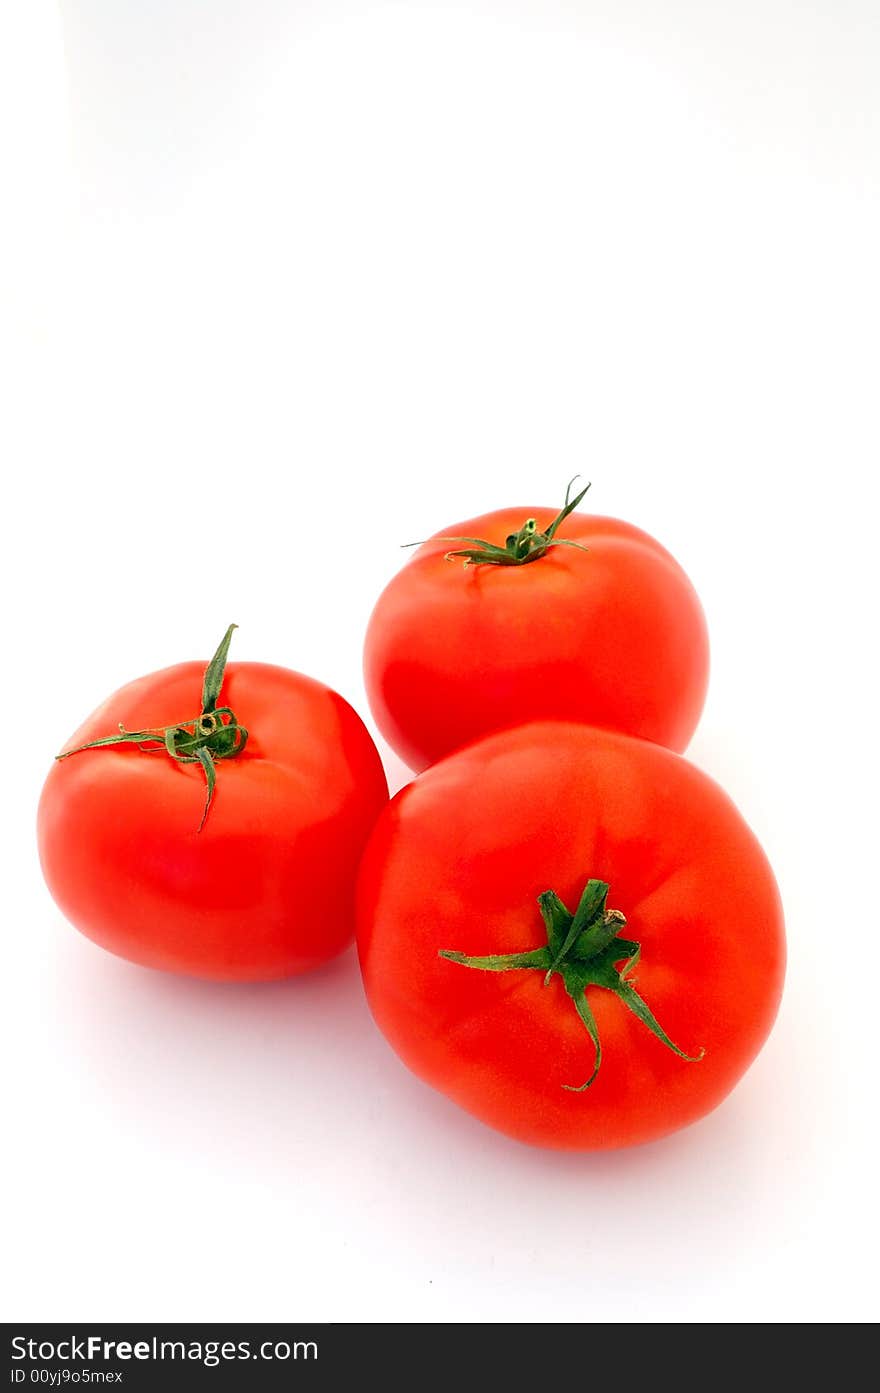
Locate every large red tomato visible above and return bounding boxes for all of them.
[39,627,388,980]
[357,722,784,1150]
[364,484,709,771]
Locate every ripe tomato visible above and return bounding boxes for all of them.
[364,484,709,771]
[39,628,388,980]
[357,722,784,1150]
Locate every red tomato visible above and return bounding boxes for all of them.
[364,486,709,771]
[39,630,388,980]
[357,722,784,1150]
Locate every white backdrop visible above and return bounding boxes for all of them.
[2,1,877,1322]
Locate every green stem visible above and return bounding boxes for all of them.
[405,478,593,567]
[440,876,704,1091]
[56,624,247,831]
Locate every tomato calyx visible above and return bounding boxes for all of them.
[440,877,704,1090]
[407,478,592,567]
[55,624,248,832]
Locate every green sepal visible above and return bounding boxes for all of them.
[439,874,703,1092]
[544,476,591,540]
[543,878,609,983]
[537,890,574,959]
[55,625,246,831]
[615,977,705,1065]
[562,973,602,1092]
[439,947,551,972]
[202,624,237,712]
[194,747,216,833]
[404,478,592,568]
[56,727,164,754]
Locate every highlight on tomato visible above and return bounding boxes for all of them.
[356,722,784,1150]
[38,625,388,980]
[363,481,710,772]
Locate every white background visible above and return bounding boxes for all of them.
[2,1,878,1323]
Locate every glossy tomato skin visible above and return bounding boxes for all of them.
[364,507,709,771]
[357,723,784,1150]
[39,661,388,980]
